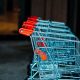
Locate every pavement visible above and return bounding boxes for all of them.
[0,41,33,80]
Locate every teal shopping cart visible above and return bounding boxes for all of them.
[19,16,80,80]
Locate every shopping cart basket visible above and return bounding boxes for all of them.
[19,16,80,80]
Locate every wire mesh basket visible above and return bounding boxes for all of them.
[19,17,80,80]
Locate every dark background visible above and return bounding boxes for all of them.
[0,0,80,38]
[0,0,80,80]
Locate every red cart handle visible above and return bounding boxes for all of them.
[19,28,34,36]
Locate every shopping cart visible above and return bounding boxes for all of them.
[19,16,80,80]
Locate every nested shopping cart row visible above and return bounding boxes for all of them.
[29,19,80,80]
[19,16,80,80]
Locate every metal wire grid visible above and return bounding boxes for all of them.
[28,19,80,80]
